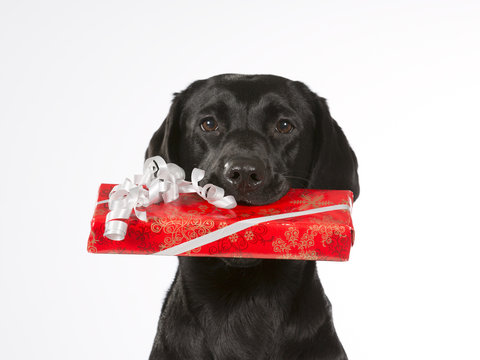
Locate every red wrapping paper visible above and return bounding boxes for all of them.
[88,184,355,261]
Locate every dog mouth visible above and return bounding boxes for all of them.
[233,189,287,206]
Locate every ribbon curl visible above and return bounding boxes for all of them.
[103,156,237,241]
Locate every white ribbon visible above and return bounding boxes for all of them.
[103,156,237,240]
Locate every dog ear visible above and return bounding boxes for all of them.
[297,84,360,200]
[145,92,184,162]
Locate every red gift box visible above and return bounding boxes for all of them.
[88,184,355,261]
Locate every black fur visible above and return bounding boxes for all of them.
[146,74,359,359]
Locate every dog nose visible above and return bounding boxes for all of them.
[223,157,266,191]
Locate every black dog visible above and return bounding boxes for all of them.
[146,74,359,359]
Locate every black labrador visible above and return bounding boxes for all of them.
[146,74,359,360]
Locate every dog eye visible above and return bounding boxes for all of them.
[275,119,295,134]
[200,117,219,132]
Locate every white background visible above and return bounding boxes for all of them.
[1,1,479,359]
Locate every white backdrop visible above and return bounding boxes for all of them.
[1,1,479,359]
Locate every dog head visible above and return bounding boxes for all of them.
[146,74,359,267]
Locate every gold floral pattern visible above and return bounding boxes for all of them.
[88,231,98,253]
[187,204,210,215]
[273,222,347,257]
[257,208,282,216]
[244,230,254,241]
[290,193,333,210]
[150,215,215,248]
[184,246,202,255]
[301,223,347,247]
[310,214,345,225]
[272,226,299,253]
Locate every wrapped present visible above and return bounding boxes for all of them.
[87,157,355,261]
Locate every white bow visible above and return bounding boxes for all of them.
[103,156,237,240]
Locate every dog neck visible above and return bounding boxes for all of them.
[178,257,314,303]
[173,258,331,357]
